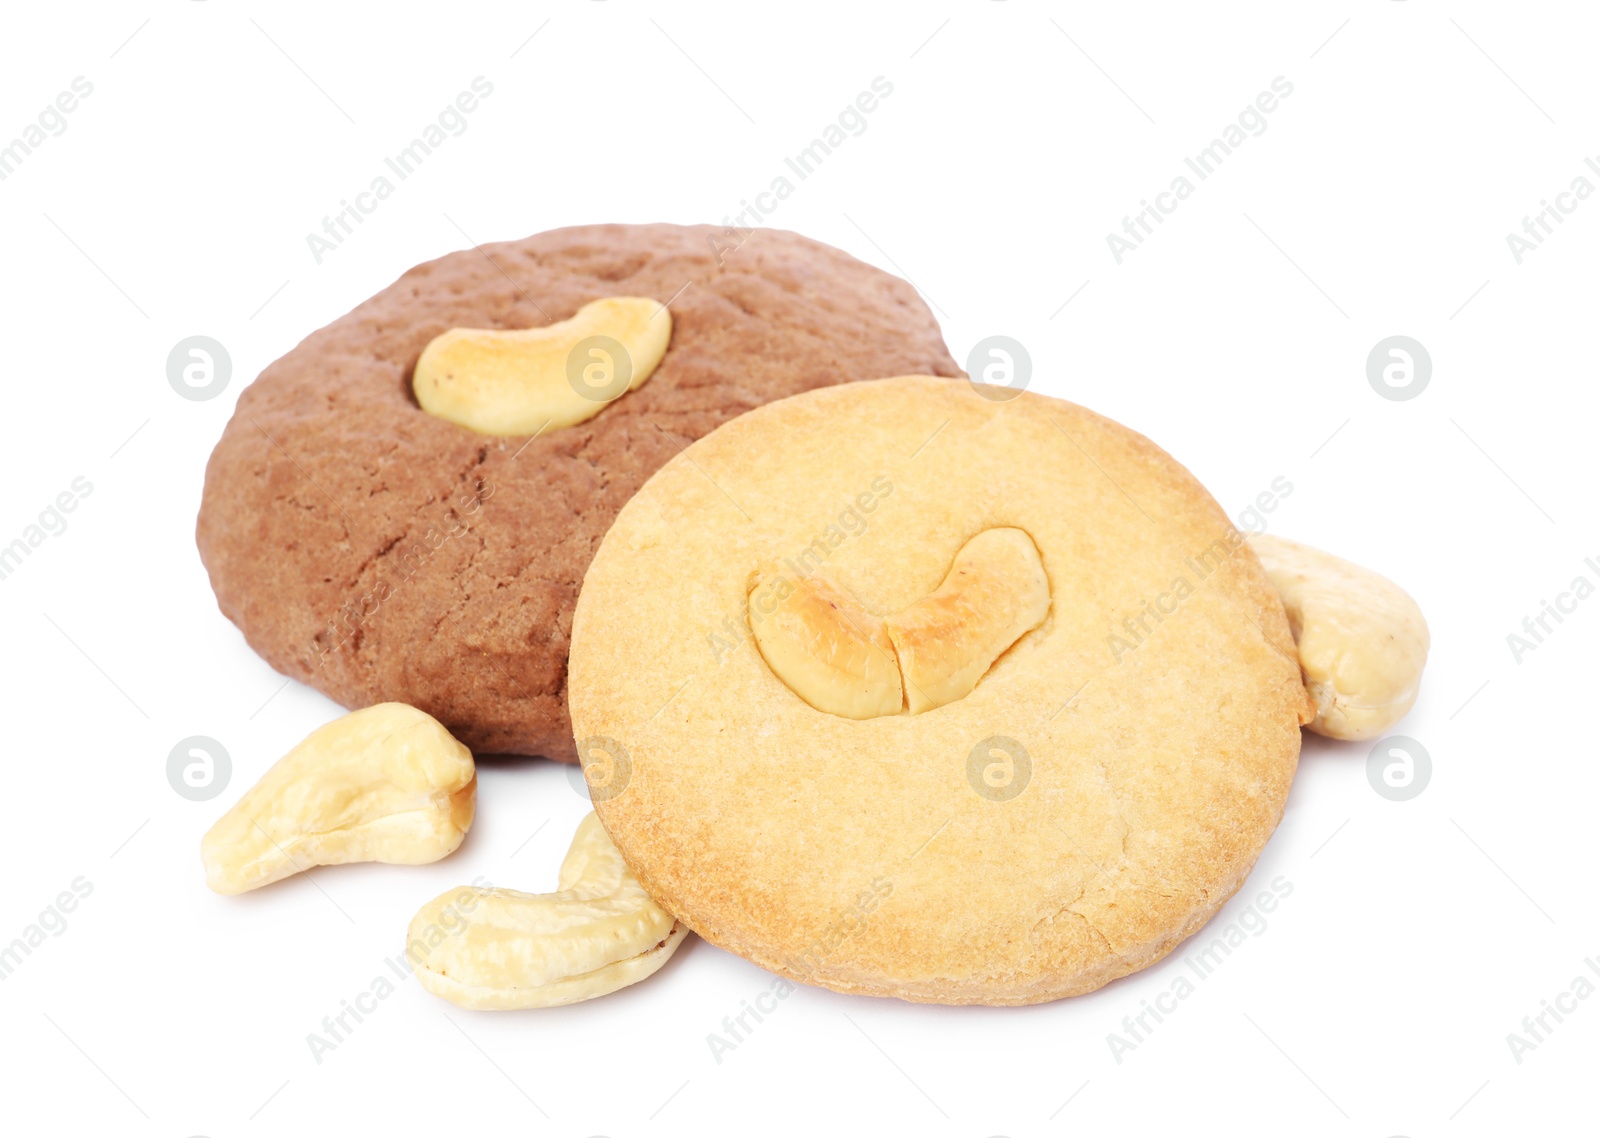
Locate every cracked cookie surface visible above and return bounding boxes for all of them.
[197,225,959,759]
[569,376,1311,1004]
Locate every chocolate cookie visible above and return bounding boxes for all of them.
[197,225,959,758]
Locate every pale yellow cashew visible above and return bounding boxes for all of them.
[407,812,686,1010]
[201,703,476,895]
[750,527,1050,719]
[885,527,1051,714]
[1250,534,1429,741]
[749,573,904,719]
[413,297,671,436]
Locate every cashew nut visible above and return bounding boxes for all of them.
[201,703,476,895]
[1249,534,1429,740]
[750,527,1050,718]
[408,812,685,1010]
[749,572,904,719]
[885,527,1051,713]
[413,297,671,436]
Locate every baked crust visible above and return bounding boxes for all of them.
[569,376,1308,1004]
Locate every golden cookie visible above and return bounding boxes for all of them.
[568,376,1312,1004]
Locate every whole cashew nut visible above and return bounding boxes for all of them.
[1249,534,1429,741]
[407,812,686,1010]
[750,527,1050,718]
[201,703,476,895]
[413,297,671,436]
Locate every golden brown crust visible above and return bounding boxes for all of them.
[568,376,1306,1004]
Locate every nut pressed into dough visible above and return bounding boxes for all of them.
[568,376,1312,1005]
[412,297,672,436]
[748,526,1050,718]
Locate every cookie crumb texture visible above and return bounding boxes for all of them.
[570,377,1309,1004]
[197,225,959,759]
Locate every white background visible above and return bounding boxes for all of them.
[1,1,1594,1134]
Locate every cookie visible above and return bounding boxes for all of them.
[568,375,1312,1005]
[197,225,959,759]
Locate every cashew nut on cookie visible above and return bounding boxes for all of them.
[413,297,670,435]
[750,526,1050,718]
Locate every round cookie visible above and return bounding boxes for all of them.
[197,225,959,759]
[568,376,1313,1005]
